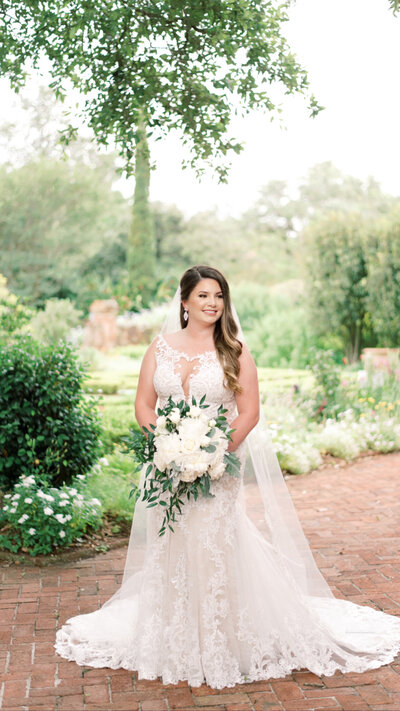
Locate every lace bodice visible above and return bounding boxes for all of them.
[153,334,237,423]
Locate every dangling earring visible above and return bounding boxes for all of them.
[183,308,189,322]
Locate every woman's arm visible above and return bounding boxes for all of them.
[227,342,260,452]
[134,339,158,434]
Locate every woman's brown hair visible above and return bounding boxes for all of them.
[179,265,243,394]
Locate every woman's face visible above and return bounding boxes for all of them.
[182,278,224,326]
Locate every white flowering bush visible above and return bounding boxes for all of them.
[268,423,323,475]
[0,473,102,555]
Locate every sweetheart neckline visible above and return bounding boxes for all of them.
[158,333,217,361]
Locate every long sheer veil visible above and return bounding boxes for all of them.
[103,286,334,610]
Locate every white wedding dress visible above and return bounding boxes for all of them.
[54,334,400,688]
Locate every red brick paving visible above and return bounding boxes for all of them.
[1,452,400,711]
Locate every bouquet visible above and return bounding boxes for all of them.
[129,395,241,536]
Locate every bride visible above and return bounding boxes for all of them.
[55,264,400,689]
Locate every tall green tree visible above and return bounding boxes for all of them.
[127,111,155,305]
[366,210,400,346]
[0,160,129,308]
[304,213,369,362]
[0,1,321,182]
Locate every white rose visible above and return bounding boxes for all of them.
[154,432,181,471]
[168,408,181,425]
[155,415,168,434]
[43,507,53,516]
[178,417,209,454]
[208,418,217,428]
[189,405,202,418]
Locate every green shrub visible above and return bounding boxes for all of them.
[0,336,101,490]
[0,473,102,555]
[29,298,83,344]
[0,274,33,343]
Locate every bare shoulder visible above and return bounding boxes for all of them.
[158,331,182,348]
[238,340,257,367]
[140,336,160,366]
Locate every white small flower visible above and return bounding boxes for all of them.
[68,488,78,496]
[65,514,72,521]
[10,508,17,514]
[36,491,46,499]
[55,513,66,524]
[3,505,9,511]
[75,494,84,501]
[168,408,181,425]
[18,514,29,523]
[43,494,54,502]
[11,494,20,500]
[43,507,54,516]
[90,498,101,506]
[4,494,11,499]
[189,405,201,418]
[76,474,85,481]
[59,530,66,538]
[208,419,217,428]
[21,475,35,487]
[24,498,33,504]
[28,528,36,535]
[155,415,168,434]
[99,457,109,466]
[59,492,70,499]
[58,500,68,507]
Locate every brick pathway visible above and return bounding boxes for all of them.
[1,452,400,711]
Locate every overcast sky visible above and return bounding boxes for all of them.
[149,0,400,216]
[1,0,399,218]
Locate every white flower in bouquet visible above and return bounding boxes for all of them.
[153,432,181,471]
[189,405,202,418]
[155,414,168,434]
[177,449,210,480]
[178,416,209,454]
[168,407,181,424]
[209,460,226,480]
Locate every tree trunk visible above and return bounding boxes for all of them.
[127,108,155,307]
